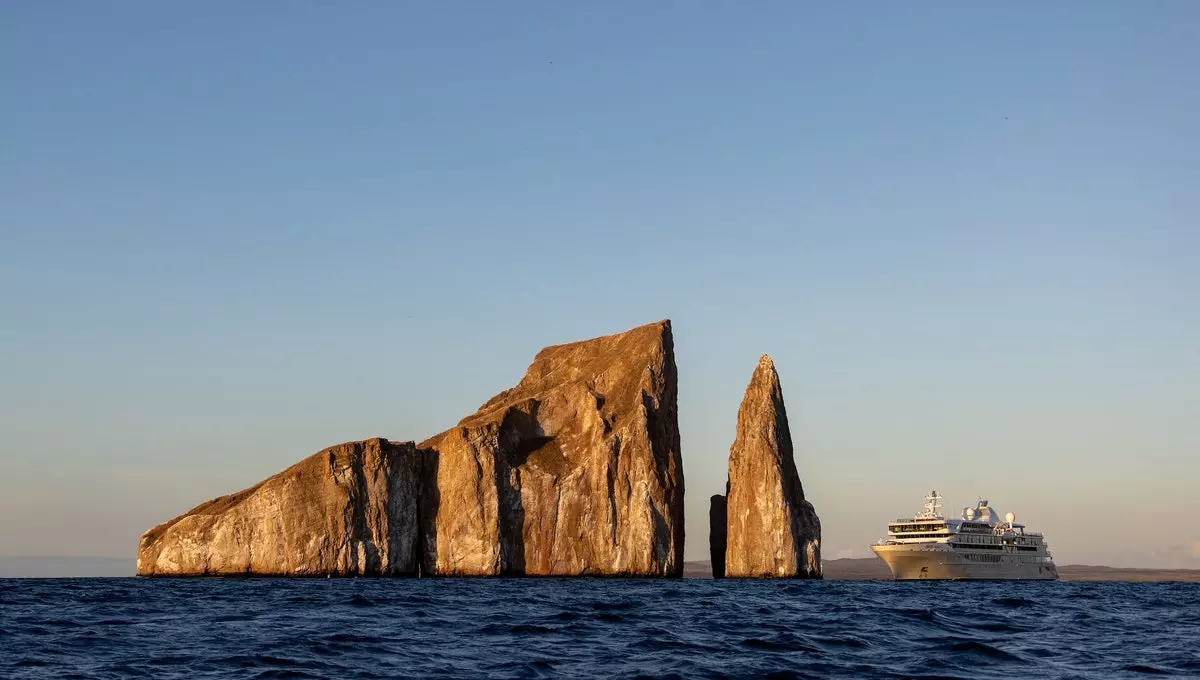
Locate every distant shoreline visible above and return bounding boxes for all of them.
[684,558,1200,582]
[5,556,1199,581]
[0,556,134,578]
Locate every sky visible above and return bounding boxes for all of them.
[2,2,1198,571]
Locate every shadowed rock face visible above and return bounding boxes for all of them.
[724,355,821,578]
[419,320,685,576]
[136,438,426,576]
[709,494,727,579]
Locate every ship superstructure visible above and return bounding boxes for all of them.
[870,491,1057,580]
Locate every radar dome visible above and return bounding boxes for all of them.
[1005,512,1015,524]
[964,507,976,520]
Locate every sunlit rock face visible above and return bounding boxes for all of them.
[136,321,685,578]
[419,320,685,576]
[136,438,427,576]
[723,355,821,578]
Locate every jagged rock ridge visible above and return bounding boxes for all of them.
[717,355,821,578]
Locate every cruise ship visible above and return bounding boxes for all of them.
[871,491,1057,580]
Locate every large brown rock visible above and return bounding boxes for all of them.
[724,355,821,578]
[135,320,685,577]
[419,320,685,576]
[136,438,426,576]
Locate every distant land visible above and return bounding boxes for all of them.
[0,557,135,578]
[683,559,1200,582]
[5,557,1199,581]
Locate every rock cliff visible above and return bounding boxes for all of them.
[136,320,685,577]
[137,438,426,576]
[721,355,821,578]
[419,320,685,576]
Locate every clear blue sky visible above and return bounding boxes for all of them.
[2,2,1198,568]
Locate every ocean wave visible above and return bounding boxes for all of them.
[1,579,1197,678]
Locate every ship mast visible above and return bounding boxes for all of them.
[917,490,943,519]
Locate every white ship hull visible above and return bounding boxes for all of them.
[872,544,1058,581]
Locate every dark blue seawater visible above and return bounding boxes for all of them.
[2,578,1198,679]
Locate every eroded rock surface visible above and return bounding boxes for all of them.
[136,321,685,577]
[419,320,685,576]
[137,438,426,576]
[724,355,821,578]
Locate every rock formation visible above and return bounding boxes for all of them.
[709,493,727,579]
[137,438,426,576]
[136,320,685,577]
[419,320,684,576]
[719,355,821,578]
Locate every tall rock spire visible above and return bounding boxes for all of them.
[721,355,821,578]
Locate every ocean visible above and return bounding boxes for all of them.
[1,578,1197,678]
